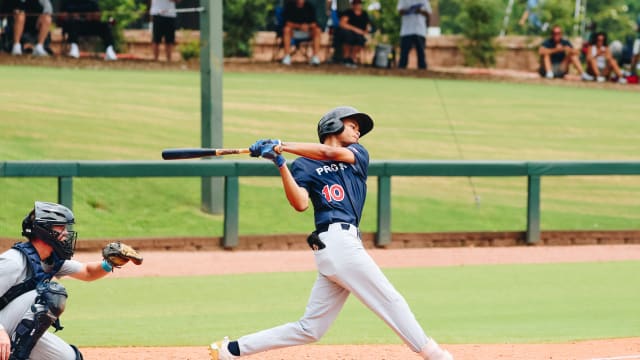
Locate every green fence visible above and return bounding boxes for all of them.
[2,160,639,247]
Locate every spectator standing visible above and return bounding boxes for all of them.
[518,0,547,34]
[150,0,180,61]
[337,0,371,67]
[281,0,321,66]
[585,32,626,84]
[538,25,594,81]
[8,0,52,56]
[59,0,117,60]
[397,0,431,70]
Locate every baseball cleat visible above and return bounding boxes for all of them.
[209,336,237,360]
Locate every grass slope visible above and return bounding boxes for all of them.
[58,261,640,346]
[1,66,639,238]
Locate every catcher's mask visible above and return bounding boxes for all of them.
[317,106,374,143]
[22,201,77,260]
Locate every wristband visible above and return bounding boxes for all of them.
[101,259,113,272]
[275,155,286,168]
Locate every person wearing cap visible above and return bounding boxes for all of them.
[208,106,454,360]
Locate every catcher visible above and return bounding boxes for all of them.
[0,201,143,360]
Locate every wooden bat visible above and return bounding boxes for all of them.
[162,148,250,160]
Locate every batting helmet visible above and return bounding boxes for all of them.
[22,201,77,260]
[317,106,374,143]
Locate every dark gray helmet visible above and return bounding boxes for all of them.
[22,201,77,260]
[317,106,374,143]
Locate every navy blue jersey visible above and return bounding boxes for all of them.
[291,144,369,230]
[541,38,573,64]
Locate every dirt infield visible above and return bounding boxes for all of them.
[72,245,640,359]
[81,338,640,360]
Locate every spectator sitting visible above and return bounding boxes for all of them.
[281,0,321,66]
[397,0,432,70]
[585,32,626,84]
[538,25,594,81]
[337,0,371,67]
[150,0,180,62]
[59,0,117,60]
[7,0,52,56]
[327,0,352,64]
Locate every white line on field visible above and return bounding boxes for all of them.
[590,355,640,360]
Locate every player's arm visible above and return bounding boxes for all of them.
[278,165,309,211]
[538,44,556,56]
[0,258,22,296]
[280,142,356,164]
[68,261,110,282]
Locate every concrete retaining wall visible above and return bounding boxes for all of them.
[2,230,638,252]
[48,29,560,72]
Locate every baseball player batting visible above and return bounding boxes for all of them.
[0,201,143,360]
[209,106,453,360]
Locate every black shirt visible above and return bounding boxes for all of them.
[342,9,369,31]
[283,1,317,24]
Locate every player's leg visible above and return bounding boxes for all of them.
[164,17,176,62]
[416,35,427,69]
[398,35,411,68]
[35,14,51,48]
[29,332,81,360]
[605,52,624,79]
[586,56,600,77]
[12,10,26,53]
[234,273,349,356]
[152,16,162,61]
[310,22,321,57]
[328,227,451,359]
[542,54,552,72]
[9,282,68,360]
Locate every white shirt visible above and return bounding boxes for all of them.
[397,0,431,37]
[150,0,177,18]
[0,248,83,298]
[590,45,607,69]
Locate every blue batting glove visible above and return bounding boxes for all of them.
[260,139,286,168]
[249,139,272,157]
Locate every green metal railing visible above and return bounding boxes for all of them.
[2,160,639,247]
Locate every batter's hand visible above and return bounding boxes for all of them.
[0,327,10,360]
[260,139,286,168]
[249,139,271,157]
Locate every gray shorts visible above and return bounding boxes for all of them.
[539,62,568,78]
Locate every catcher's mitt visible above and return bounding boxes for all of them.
[102,242,143,268]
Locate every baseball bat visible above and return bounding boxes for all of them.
[162,148,250,160]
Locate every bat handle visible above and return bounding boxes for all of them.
[273,144,283,154]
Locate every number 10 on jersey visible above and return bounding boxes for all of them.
[322,184,345,202]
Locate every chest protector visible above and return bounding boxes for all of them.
[0,242,64,310]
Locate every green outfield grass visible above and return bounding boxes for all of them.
[57,261,640,346]
[1,66,639,239]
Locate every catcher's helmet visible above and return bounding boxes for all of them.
[317,106,374,143]
[22,201,77,260]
